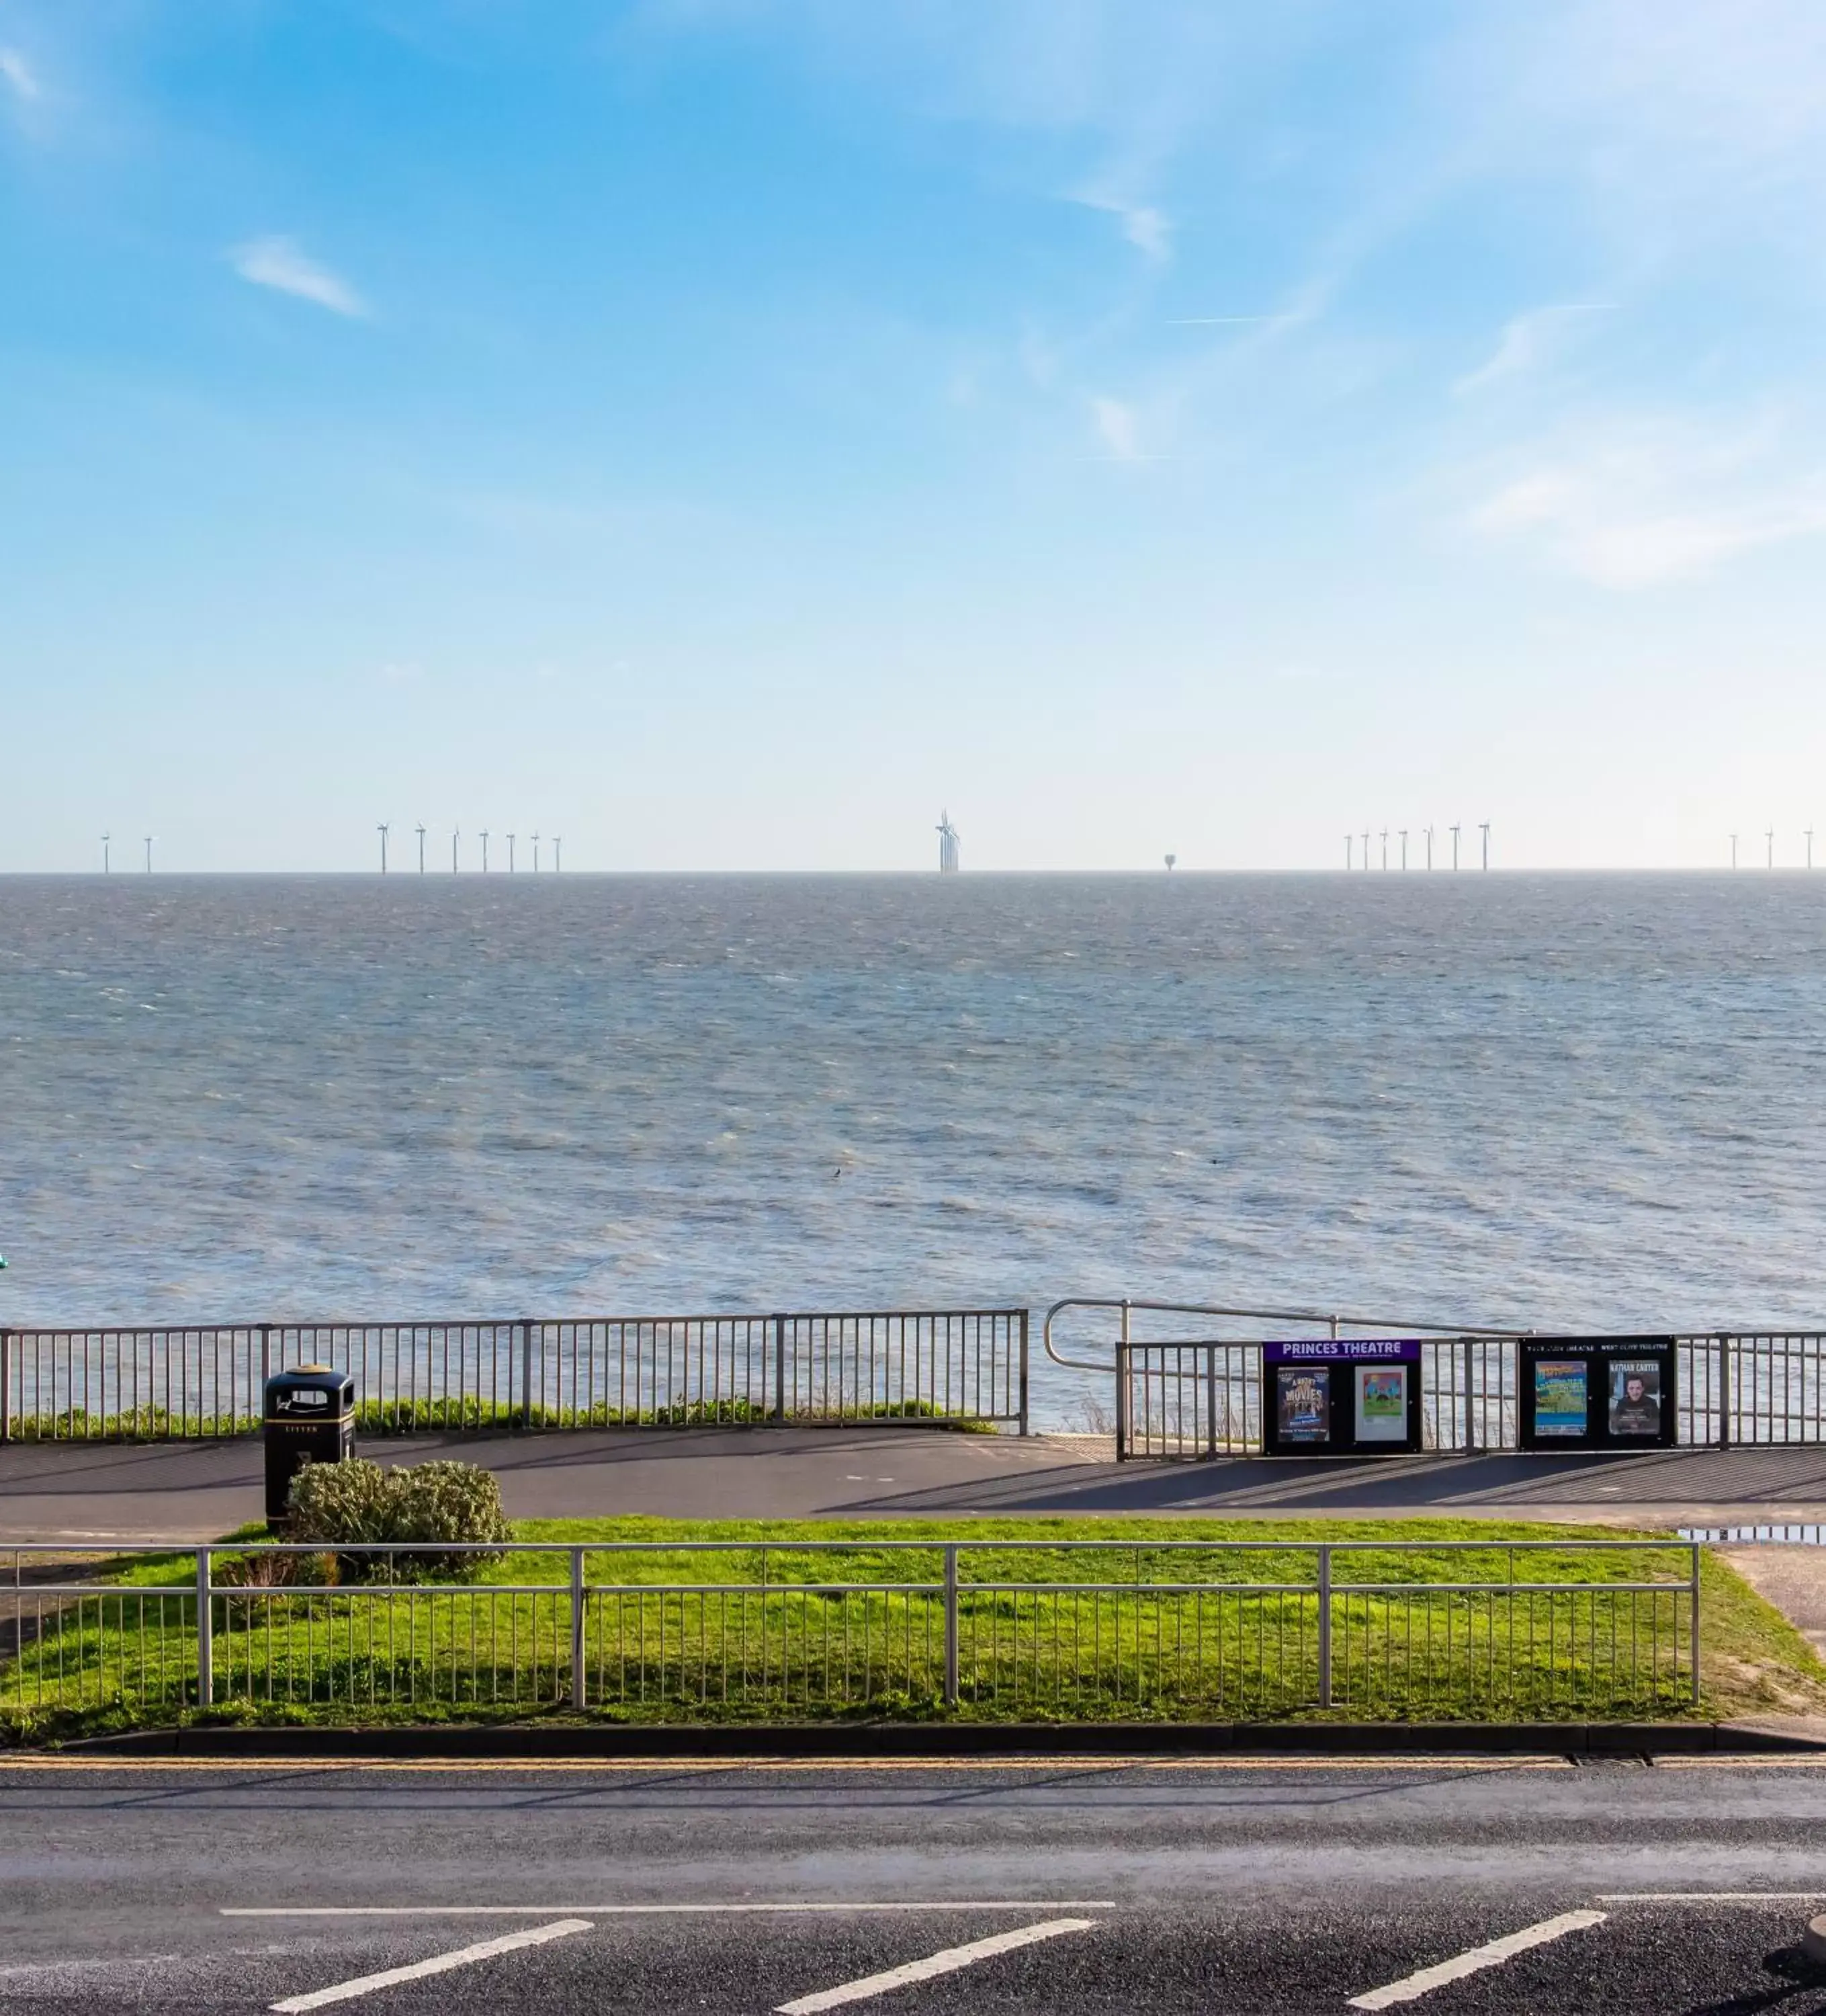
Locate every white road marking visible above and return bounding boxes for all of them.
[267,1917,591,2011]
[775,1917,1096,2014]
[1346,1910,1608,2009]
[1598,1892,1826,1903]
[226,1900,1115,1919]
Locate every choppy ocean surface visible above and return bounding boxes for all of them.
[2,873,1822,1423]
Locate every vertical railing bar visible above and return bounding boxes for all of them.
[943,1545,959,1708]
[572,1546,586,1712]
[195,1545,213,1707]
[1317,1544,1332,1709]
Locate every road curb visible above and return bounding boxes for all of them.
[21,1719,1826,1762]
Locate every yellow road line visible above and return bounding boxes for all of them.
[0,1754,1575,1773]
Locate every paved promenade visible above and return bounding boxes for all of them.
[4,1427,1826,1542]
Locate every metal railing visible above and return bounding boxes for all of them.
[1115,1337,1519,1459]
[0,1536,1701,1726]
[1046,1300,1826,1457]
[0,1309,1028,1441]
[1677,1334,1826,1447]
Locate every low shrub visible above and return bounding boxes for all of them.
[285,1458,510,1581]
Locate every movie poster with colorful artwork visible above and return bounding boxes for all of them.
[1533,1359,1589,1437]
[1355,1366,1408,1442]
[1276,1366,1331,1443]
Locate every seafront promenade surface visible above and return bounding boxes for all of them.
[5,1427,1826,1542]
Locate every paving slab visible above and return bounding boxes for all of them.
[1720,1546,1826,1659]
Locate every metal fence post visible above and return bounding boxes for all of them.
[1017,1310,1030,1437]
[1690,1540,1702,1706]
[1463,1337,1476,1453]
[1115,1300,1131,1462]
[773,1314,787,1424]
[1207,1345,1219,1460]
[195,1546,213,1708]
[519,1319,534,1430]
[1716,1334,1733,1450]
[0,1329,11,1445]
[943,1544,959,1706]
[1317,1544,1332,1709]
[571,1546,587,1712]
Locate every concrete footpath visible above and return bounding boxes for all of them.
[4,1427,1826,1543]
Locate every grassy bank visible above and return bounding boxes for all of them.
[3,1398,996,1441]
[5,1516,1822,1744]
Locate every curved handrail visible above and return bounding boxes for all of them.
[1041,1296,1529,1372]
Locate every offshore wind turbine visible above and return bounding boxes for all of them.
[1450,823,1461,870]
[1344,835,1352,871]
[480,830,490,873]
[1380,829,1389,871]
[553,837,562,874]
[1360,830,1370,870]
[507,833,517,873]
[1399,829,1408,871]
[1768,828,1775,870]
[1426,826,1434,870]
[531,831,541,873]
[416,823,427,874]
[143,835,154,874]
[1730,832,1738,870]
[376,823,390,874]
[1480,822,1491,871]
[101,833,111,876]
[1808,829,1815,870]
[451,828,460,874]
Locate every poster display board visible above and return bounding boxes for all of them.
[1262,1339,1423,1455]
[1518,1337,1677,1450]
[1355,1365,1411,1443]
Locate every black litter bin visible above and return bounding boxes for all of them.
[263,1365,356,1524]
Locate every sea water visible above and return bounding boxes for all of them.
[3,872,1822,1424]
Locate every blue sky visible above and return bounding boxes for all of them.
[2,0,1824,870]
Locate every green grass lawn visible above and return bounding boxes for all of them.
[5,1515,1821,1742]
[4,1397,999,1441]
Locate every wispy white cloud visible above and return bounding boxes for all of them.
[1072,190,1172,263]
[1454,303,1606,397]
[1469,411,1826,587]
[1442,0,1826,261]
[0,46,41,101]
[231,237,369,319]
[1121,203,1172,262]
[1090,394,1141,461]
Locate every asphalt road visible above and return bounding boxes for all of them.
[3,1758,1826,2010]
